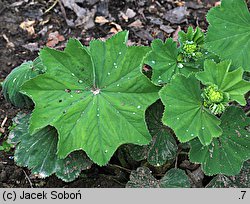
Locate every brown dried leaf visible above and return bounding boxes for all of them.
[160,25,175,34]
[46,31,65,48]
[128,19,143,28]
[164,7,188,24]
[110,22,123,34]
[120,11,128,22]
[2,34,15,49]
[95,16,109,24]
[22,42,39,52]
[172,26,181,42]
[19,20,36,35]
[125,8,136,18]
[215,1,221,6]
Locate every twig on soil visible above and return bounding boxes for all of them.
[1,116,7,128]
[0,116,8,133]
[44,0,59,14]
[107,164,132,173]
[175,154,178,169]
[109,177,126,186]
[57,0,75,27]
[22,170,33,188]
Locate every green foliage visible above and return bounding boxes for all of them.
[2,60,44,108]
[178,27,204,60]
[21,31,159,166]
[189,107,250,176]
[159,74,222,146]
[196,60,250,106]
[126,167,190,188]
[206,0,250,71]
[9,113,93,182]
[202,85,226,115]
[145,26,219,86]
[3,0,250,184]
[145,38,197,85]
[0,141,13,152]
[159,59,249,147]
[206,160,250,188]
[128,101,178,167]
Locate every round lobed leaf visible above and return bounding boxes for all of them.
[9,113,92,182]
[196,60,250,106]
[145,38,198,85]
[21,31,160,166]
[159,74,222,146]
[206,160,250,188]
[126,167,190,188]
[128,101,178,166]
[2,60,43,108]
[189,106,250,176]
[206,0,250,71]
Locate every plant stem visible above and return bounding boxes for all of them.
[107,164,132,173]
[44,0,59,14]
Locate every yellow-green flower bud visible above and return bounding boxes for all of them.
[204,85,223,103]
[183,42,197,54]
[202,85,226,115]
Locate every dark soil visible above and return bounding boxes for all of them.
[0,0,239,188]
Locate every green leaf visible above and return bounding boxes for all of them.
[145,38,197,85]
[21,31,160,166]
[33,57,46,72]
[159,74,222,145]
[206,0,250,71]
[9,113,92,182]
[179,27,204,46]
[128,101,178,166]
[126,167,190,188]
[159,168,191,188]
[2,61,42,108]
[189,106,250,176]
[0,141,13,152]
[206,160,250,188]
[196,60,250,106]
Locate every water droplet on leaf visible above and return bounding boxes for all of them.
[177,63,183,68]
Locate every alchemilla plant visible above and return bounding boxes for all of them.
[2,0,250,185]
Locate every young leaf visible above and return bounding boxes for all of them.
[128,101,178,166]
[179,27,204,47]
[206,0,250,71]
[126,167,190,188]
[159,74,222,146]
[189,106,250,176]
[196,60,250,106]
[206,160,250,188]
[10,113,92,182]
[178,26,205,60]
[145,38,197,85]
[2,61,43,108]
[21,31,160,166]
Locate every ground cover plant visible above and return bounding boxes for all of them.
[1,0,250,187]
